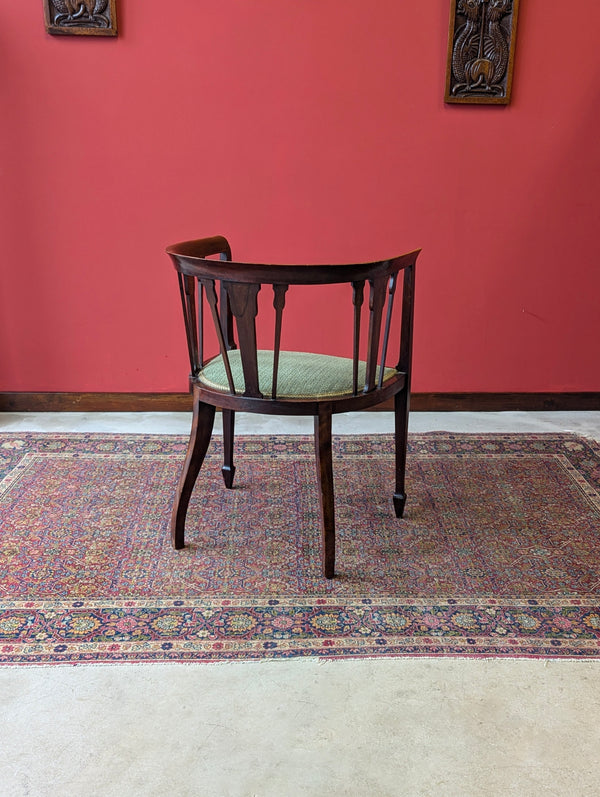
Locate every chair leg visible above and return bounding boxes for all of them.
[171,393,216,549]
[393,389,409,518]
[221,409,236,488]
[314,407,335,579]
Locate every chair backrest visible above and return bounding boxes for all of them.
[167,236,419,402]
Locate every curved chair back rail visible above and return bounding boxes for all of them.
[167,238,419,413]
[166,235,419,579]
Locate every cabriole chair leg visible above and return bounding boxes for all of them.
[171,395,216,549]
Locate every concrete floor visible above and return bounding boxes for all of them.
[1,411,600,797]
[2,409,600,438]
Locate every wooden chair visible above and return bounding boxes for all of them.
[166,236,419,578]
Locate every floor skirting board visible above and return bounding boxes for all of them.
[1,392,599,413]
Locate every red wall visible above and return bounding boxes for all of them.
[2,1,599,393]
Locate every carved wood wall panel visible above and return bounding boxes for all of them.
[43,0,118,37]
[445,0,519,105]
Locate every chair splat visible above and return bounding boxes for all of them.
[364,274,389,393]
[397,262,416,376]
[224,282,262,398]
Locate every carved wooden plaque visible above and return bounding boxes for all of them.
[445,0,519,105]
[43,0,118,37]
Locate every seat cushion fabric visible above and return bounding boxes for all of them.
[197,350,397,399]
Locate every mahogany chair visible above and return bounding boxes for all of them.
[166,236,419,578]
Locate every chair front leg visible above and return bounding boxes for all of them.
[221,409,236,488]
[393,388,409,518]
[314,406,335,578]
[171,390,216,549]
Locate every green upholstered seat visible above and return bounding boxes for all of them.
[197,350,398,399]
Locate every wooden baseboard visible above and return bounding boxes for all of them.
[410,392,600,412]
[0,392,193,413]
[1,392,599,413]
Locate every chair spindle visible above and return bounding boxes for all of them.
[203,279,236,392]
[352,281,365,396]
[179,274,201,376]
[271,284,288,400]
[364,275,388,393]
[378,273,398,389]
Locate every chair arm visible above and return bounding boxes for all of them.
[166,236,231,261]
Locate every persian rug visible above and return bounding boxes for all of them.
[0,432,599,665]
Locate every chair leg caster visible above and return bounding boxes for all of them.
[393,492,406,518]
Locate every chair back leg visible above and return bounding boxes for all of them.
[314,407,335,578]
[393,389,409,518]
[171,392,216,548]
[221,409,236,488]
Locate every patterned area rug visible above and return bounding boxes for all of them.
[1,432,599,664]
